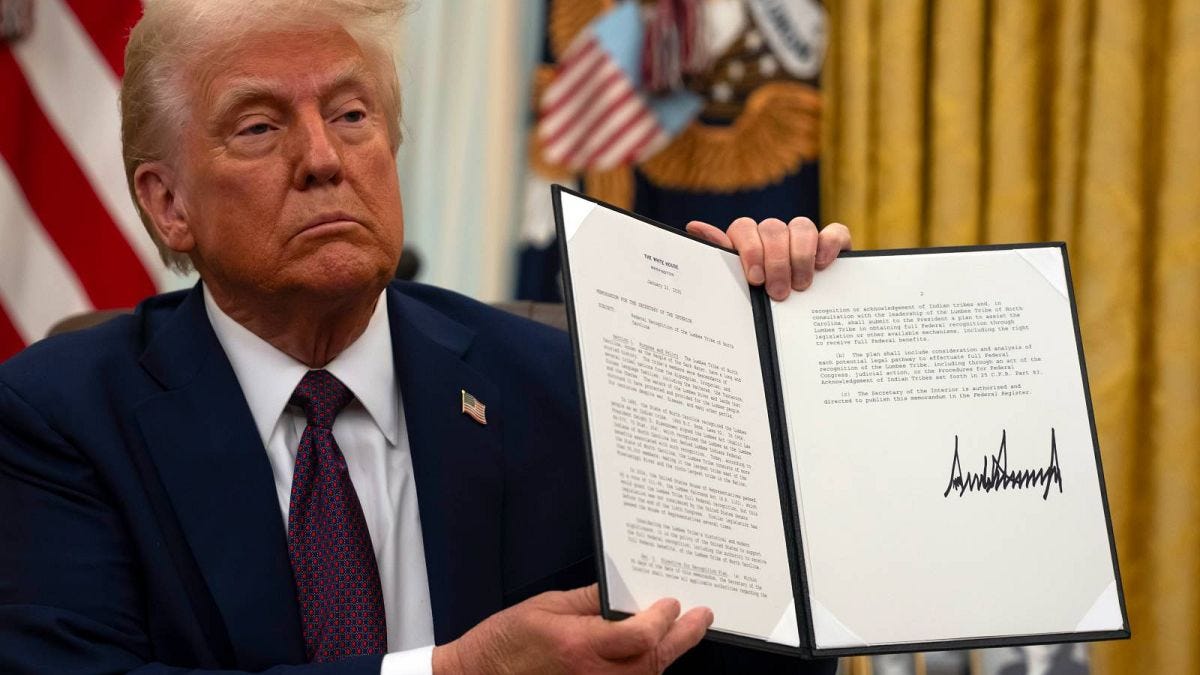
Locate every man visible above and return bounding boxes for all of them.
[0,1,851,673]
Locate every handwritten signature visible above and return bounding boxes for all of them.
[943,429,1063,500]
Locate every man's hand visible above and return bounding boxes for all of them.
[432,584,713,674]
[686,217,853,301]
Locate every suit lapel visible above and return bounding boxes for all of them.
[387,289,506,644]
[135,286,304,668]
[132,283,507,658]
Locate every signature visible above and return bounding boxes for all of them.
[943,429,1063,500]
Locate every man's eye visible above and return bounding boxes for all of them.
[238,122,273,136]
[341,110,366,123]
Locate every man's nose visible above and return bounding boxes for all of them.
[291,111,343,189]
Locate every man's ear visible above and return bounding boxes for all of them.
[133,162,194,254]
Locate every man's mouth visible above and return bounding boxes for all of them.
[296,212,362,238]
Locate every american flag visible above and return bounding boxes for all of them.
[0,0,169,362]
[536,0,700,172]
[460,389,487,426]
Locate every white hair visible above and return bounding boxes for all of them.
[120,0,407,272]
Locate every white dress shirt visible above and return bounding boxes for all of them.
[204,285,435,674]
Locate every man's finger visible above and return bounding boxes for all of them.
[546,583,602,616]
[685,221,733,249]
[816,222,852,269]
[725,217,765,285]
[758,218,791,300]
[788,217,819,291]
[655,606,714,670]
[591,597,680,661]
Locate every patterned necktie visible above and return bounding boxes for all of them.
[287,370,387,662]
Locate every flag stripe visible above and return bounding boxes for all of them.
[619,124,664,166]
[535,19,679,173]
[592,113,658,170]
[0,302,24,363]
[539,60,624,141]
[552,84,639,163]
[555,31,596,69]
[541,72,626,155]
[0,156,92,345]
[540,59,611,129]
[633,131,671,164]
[0,51,157,307]
[541,69,612,139]
[541,66,628,150]
[541,39,601,107]
[582,106,653,168]
[541,42,606,114]
[13,0,167,279]
[63,0,143,77]
[575,98,645,165]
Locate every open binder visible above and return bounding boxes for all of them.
[553,184,1128,657]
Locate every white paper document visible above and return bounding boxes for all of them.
[563,192,799,645]
[772,249,1123,648]
[556,187,1127,656]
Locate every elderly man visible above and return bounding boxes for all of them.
[0,1,851,673]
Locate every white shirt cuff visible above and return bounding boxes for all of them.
[381,645,434,675]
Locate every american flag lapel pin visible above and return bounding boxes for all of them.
[461,389,487,425]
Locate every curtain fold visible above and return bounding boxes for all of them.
[1146,0,1200,670]
[824,1,1200,672]
[394,0,543,301]
[927,0,984,246]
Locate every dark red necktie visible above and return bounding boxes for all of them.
[286,370,387,662]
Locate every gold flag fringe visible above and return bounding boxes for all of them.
[532,64,556,113]
[528,131,577,182]
[548,0,612,61]
[640,81,822,193]
[583,167,635,210]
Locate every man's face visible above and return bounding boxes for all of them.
[175,28,403,301]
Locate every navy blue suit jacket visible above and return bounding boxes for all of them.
[0,282,832,674]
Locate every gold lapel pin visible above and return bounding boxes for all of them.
[461,389,487,425]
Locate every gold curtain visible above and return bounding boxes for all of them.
[823,1,1200,673]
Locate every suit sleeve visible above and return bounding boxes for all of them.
[0,381,381,675]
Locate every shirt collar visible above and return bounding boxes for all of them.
[203,284,399,447]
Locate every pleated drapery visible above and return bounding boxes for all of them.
[393,0,543,301]
[823,1,1200,673]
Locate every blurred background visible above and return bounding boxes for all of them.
[1,1,1196,673]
